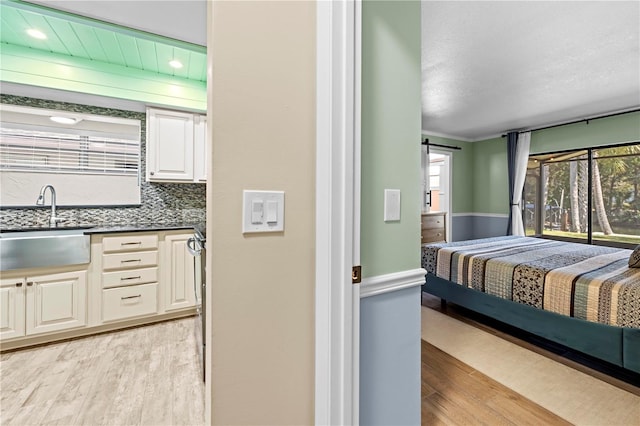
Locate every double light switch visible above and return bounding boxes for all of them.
[243,190,285,233]
[251,199,278,224]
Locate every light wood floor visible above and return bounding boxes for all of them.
[422,340,571,425]
[420,292,572,425]
[0,317,204,426]
[422,292,640,396]
[4,299,635,425]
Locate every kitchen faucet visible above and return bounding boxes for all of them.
[36,185,65,227]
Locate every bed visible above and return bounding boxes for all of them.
[421,236,640,374]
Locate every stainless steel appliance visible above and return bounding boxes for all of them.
[186,226,206,381]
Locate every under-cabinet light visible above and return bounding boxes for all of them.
[169,60,183,69]
[50,116,80,125]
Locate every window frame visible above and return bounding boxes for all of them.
[523,140,640,250]
[0,103,142,207]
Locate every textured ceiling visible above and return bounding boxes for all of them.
[421,1,640,141]
[0,1,206,82]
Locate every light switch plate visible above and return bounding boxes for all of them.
[243,190,285,233]
[384,189,401,221]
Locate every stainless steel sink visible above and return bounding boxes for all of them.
[0,227,91,271]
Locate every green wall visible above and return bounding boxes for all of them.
[471,136,509,214]
[361,0,422,278]
[471,111,640,215]
[530,111,640,153]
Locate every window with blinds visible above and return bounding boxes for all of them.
[0,103,142,207]
[0,127,140,175]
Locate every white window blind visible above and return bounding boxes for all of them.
[0,127,140,175]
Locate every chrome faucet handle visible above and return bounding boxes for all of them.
[49,216,67,227]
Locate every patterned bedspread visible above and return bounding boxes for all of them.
[422,236,640,328]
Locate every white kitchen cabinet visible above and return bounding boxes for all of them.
[164,233,196,311]
[1,230,198,349]
[102,282,158,322]
[99,232,159,322]
[0,270,87,341]
[146,107,207,183]
[146,108,194,181]
[193,114,207,183]
[0,278,25,340]
[26,271,87,335]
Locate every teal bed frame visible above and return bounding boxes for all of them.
[423,273,640,374]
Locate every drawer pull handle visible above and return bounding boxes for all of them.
[121,259,142,263]
[26,281,34,286]
[16,282,22,287]
[120,276,141,281]
[121,241,142,246]
[121,294,142,300]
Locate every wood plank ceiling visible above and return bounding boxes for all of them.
[0,1,207,83]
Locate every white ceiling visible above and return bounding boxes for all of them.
[20,1,640,142]
[24,0,207,46]
[421,1,640,141]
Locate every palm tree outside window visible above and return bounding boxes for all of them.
[523,142,640,249]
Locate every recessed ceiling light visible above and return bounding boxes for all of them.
[169,60,183,69]
[50,116,80,125]
[27,29,47,40]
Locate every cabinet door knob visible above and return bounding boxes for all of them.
[16,282,23,287]
[150,171,155,176]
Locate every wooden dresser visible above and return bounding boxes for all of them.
[421,212,446,244]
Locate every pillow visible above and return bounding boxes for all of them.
[630,245,640,268]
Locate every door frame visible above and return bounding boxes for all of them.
[315,0,361,424]
[423,147,453,241]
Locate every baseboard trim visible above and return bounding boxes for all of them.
[360,268,427,299]
[0,308,197,352]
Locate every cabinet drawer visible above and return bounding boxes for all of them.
[102,251,158,271]
[422,228,446,244]
[102,283,157,322]
[421,214,445,230]
[102,267,158,289]
[102,234,158,253]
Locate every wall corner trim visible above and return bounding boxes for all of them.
[360,268,427,299]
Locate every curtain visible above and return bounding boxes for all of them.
[507,131,531,235]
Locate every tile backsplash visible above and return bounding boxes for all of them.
[0,95,206,229]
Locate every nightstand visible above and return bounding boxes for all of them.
[421,212,446,244]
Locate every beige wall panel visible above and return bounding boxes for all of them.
[208,1,315,424]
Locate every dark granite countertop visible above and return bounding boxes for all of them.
[86,222,202,234]
[0,222,204,235]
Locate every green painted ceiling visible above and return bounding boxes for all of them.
[0,0,207,83]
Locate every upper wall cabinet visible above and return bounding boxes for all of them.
[193,115,207,183]
[146,108,207,183]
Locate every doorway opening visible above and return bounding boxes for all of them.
[421,146,452,242]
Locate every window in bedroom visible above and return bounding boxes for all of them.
[524,142,640,248]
